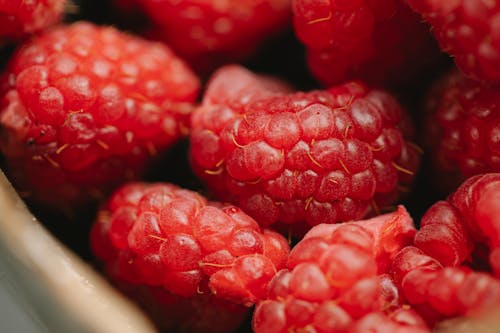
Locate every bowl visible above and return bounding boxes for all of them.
[0,170,156,333]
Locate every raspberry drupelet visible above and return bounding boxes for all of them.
[90,182,290,332]
[131,0,292,73]
[0,22,200,210]
[408,0,500,83]
[0,0,66,39]
[190,65,420,233]
[423,69,500,192]
[252,207,430,333]
[293,0,440,87]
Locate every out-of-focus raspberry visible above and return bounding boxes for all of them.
[423,69,500,192]
[293,0,441,87]
[408,0,500,83]
[128,0,292,73]
[0,0,66,39]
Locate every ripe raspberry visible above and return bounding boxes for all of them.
[349,309,429,333]
[391,246,500,325]
[190,65,420,231]
[415,173,500,273]
[299,206,417,273]
[415,201,473,268]
[449,174,500,242]
[451,173,500,275]
[0,22,200,209]
[407,0,500,82]
[423,69,500,192]
[293,0,441,87]
[90,183,290,314]
[131,0,291,73]
[415,173,500,276]
[0,0,66,39]
[476,181,500,276]
[252,208,428,333]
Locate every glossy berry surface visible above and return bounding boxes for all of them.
[190,65,420,232]
[391,246,500,326]
[300,206,417,272]
[90,182,290,309]
[134,0,291,73]
[0,22,200,209]
[408,0,500,82]
[252,207,428,333]
[423,70,500,192]
[415,173,500,275]
[0,0,66,39]
[293,0,440,87]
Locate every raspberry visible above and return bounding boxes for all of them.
[199,64,293,106]
[0,0,66,39]
[449,174,500,242]
[0,22,200,209]
[131,0,291,73]
[415,201,473,267]
[423,69,500,192]
[293,0,440,87]
[190,65,420,231]
[90,182,290,328]
[476,182,500,248]
[298,206,417,273]
[404,173,500,322]
[415,173,500,273]
[252,208,427,333]
[391,246,500,325]
[349,310,429,333]
[451,173,500,275]
[476,182,500,276]
[408,0,500,82]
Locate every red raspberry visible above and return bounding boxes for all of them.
[476,181,500,276]
[476,183,500,248]
[293,0,440,87]
[131,0,291,73]
[0,0,66,39]
[299,206,417,273]
[90,182,290,331]
[391,246,500,325]
[252,208,428,333]
[0,22,200,209]
[349,310,429,333]
[408,0,500,82]
[415,173,500,274]
[415,201,473,267]
[451,173,500,275]
[190,65,420,232]
[423,69,500,192]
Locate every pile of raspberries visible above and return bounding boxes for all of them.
[1,0,500,332]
